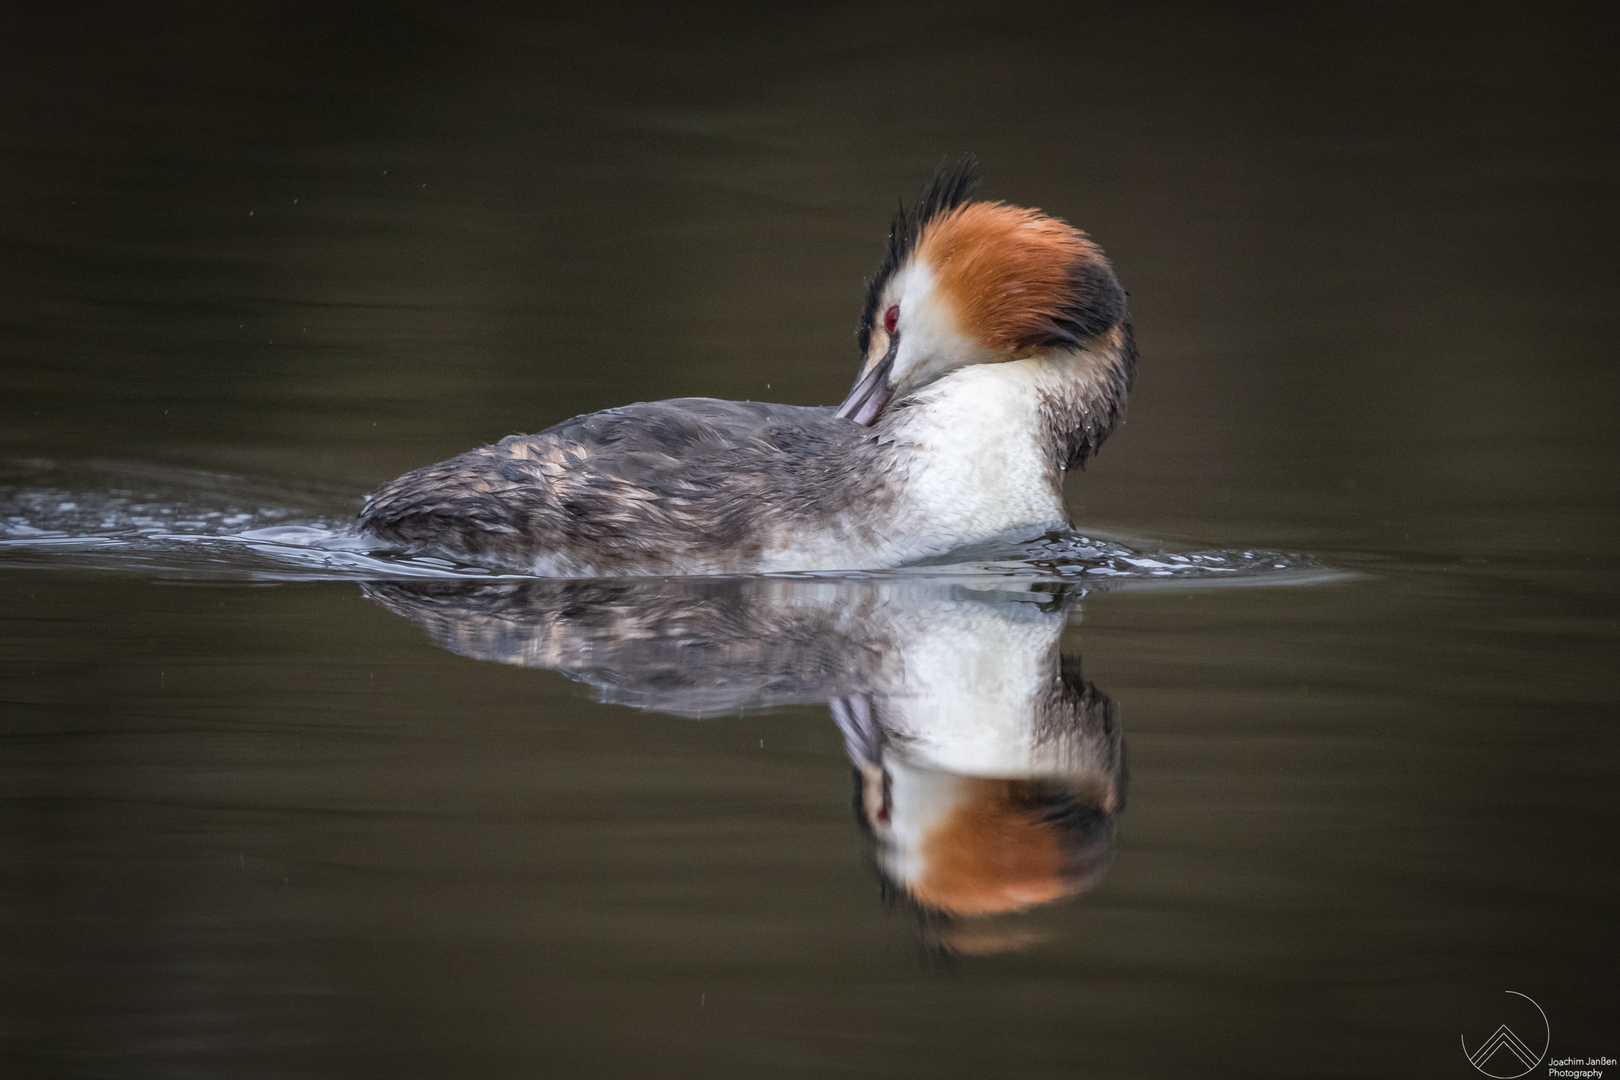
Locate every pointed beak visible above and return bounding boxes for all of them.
[835,333,899,426]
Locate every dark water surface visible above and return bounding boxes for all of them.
[2,5,1616,1078]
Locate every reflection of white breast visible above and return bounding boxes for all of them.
[862,594,1075,778]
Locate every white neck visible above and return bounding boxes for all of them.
[862,343,1127,563]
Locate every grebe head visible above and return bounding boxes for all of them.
[838,157,1132,427]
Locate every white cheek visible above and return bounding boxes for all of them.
[892,261,992,388]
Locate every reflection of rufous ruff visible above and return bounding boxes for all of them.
[920,778,1103,915]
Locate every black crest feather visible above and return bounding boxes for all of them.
[856,155,982,360]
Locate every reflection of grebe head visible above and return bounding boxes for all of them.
[851,655,1125,948]
[861,767,1119,917]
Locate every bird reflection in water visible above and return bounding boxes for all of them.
[363,577,1125,954]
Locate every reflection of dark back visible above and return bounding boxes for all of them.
[366,578,902,714]
[365,578,1126,952]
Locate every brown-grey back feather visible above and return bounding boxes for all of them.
[358,398,883,574]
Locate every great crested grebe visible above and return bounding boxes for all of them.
[358,158,1136,576]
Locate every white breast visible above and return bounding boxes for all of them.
[745,355,1089,574]
[870,359,1069,562]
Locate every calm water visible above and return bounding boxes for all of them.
[2,5,1616,1078]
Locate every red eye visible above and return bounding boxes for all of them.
[883,305,898,335]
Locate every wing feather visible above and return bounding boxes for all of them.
[358,398,874,573]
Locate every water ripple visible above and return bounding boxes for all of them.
[1,460,1335,589]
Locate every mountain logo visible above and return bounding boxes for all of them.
[1460,991,1550,1078]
